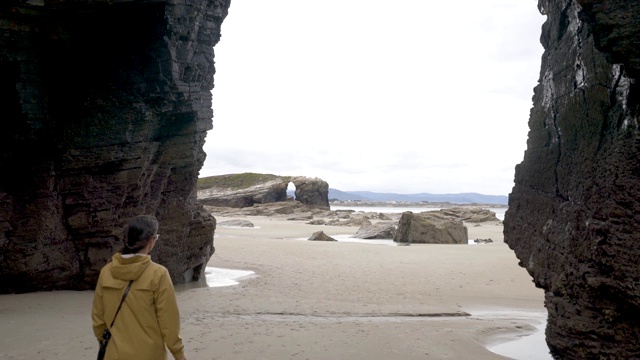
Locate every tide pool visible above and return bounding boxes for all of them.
[204,267,255,287]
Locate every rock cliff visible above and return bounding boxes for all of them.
[0,0,231,293]
[198,173,330,209]
[504,0,640,358]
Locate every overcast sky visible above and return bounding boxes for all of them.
[201,0,546,196]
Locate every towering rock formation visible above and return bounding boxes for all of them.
[505,0,640,358]
[0,0,231,293]
[291,176,330,209]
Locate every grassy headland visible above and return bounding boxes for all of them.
[197,172,287,190]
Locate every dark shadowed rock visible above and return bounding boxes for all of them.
[308,231,337,242]
[394,212,467,244]
[218,220,254,228]
[291,176,330,209]
[0,0,231,293]
[353,224,397,239]
[505,1,640,358]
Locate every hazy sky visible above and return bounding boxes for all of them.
[201,0,546,196]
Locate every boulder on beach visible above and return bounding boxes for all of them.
[308,231,337,242]
[287,213,314,221]
[378,213,392,220]
[325,218,373,227]
[217,219,255,228]
[438,207,499,223]
[307,219,326,225]
[352,224,397,239]
[394,211,468,244]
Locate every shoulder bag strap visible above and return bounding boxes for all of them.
[109,280,134,328]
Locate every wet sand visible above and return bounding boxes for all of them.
[0,216,548,360]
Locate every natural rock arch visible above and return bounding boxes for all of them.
[290,176,330,209]
[197,173,330,210]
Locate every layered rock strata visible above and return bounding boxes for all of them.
[198,174,331,209]
[199,178,289,208]
[505,0,640,358]
[0,0,231,293]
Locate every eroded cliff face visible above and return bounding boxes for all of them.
[505,0,640,357]
[0,0,231,293]
[198,174,331,210]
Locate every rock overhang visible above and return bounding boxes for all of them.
[0,0,231,293]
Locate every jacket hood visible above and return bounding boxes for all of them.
[110,253,152,281]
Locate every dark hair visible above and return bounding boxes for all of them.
[122,215,159,254]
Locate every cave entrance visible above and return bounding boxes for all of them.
[287,181,296,200]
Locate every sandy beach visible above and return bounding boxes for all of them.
[0,215,547,360]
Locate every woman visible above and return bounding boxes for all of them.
[92,215,186,360]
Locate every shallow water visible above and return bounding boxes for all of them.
[300,234,491,246]
[187,267,550,359]
[331,234,397,246]
[176,267,256,290]
[491,320,551,360]
[475,310,552,360]
[204,267,255,287]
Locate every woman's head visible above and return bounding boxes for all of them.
[122,215,159,254]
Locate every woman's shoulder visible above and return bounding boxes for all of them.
[148,259,168,270]
[132,261,170,290]
[145,260,170,277]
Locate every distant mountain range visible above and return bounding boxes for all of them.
[330,189,508,205]
[287,188,509,205]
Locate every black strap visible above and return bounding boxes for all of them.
[109,280,133,328]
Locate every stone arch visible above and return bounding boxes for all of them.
[290,176,330,209]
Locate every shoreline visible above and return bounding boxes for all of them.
[201,215,548,359]
[0,214,548,360]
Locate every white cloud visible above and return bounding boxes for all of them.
[203,0,546,195]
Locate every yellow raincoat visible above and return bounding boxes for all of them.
[92,253,185,360]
